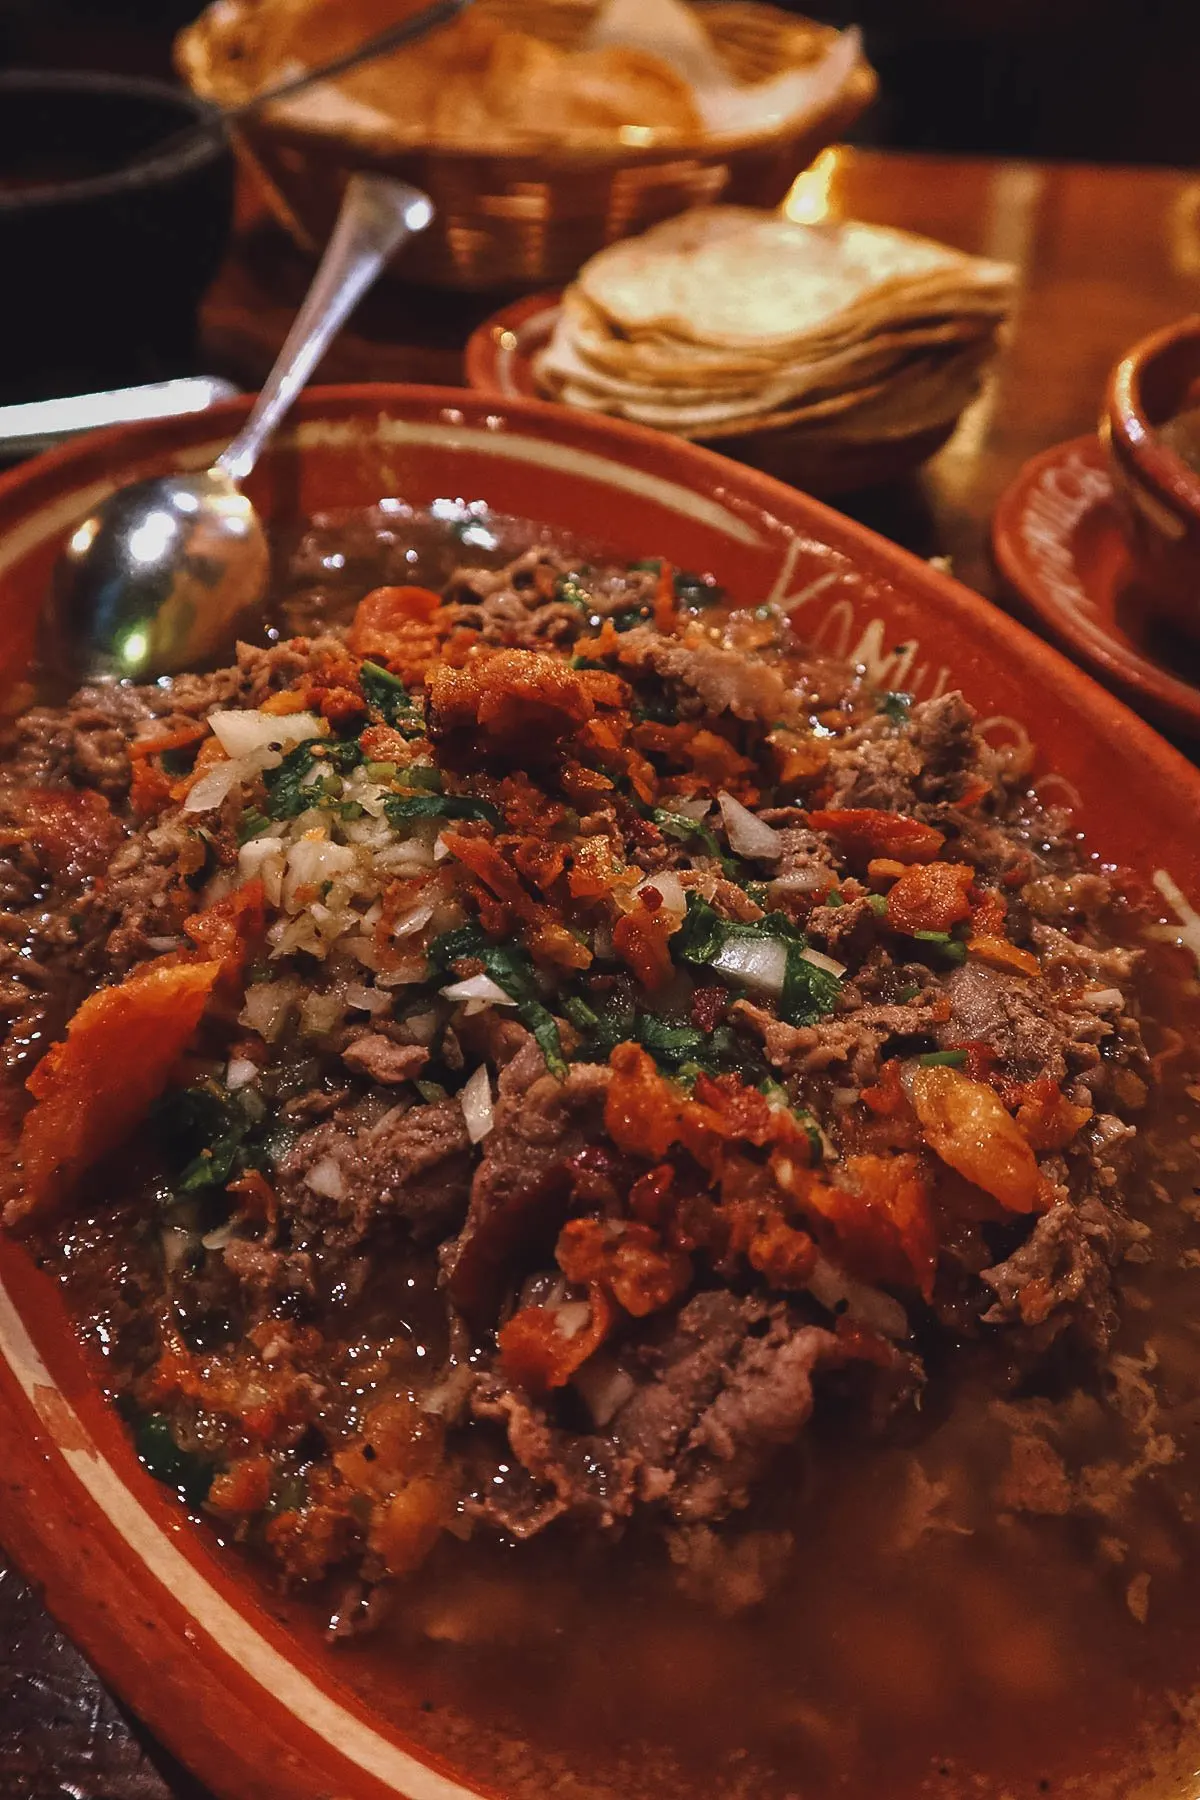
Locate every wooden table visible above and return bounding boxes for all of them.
[6,145,1200,1800]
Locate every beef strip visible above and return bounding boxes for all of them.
[274,1096,473,1252]
[443,1040,610,1322]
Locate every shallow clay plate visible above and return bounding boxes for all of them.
[992,433,1200,741]
[2,386,1200,1800]
[463,293,962,495]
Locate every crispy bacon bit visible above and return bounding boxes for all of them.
[1011,1076,1093,1152]
[606,1043,689,1161]
[971,886,1008,937]
[428,649,622,766]
[130,758,172,818]
[557,1216,691,1317]
[860,1059,908,1117]
[129,720,208,761]
[24,788,124,879]
[910,1065,1041,1213]
[613,893,677,990]
[966,934,1040,978]
[767,727,829,787]
[807,808,945,866]
[498,1286,613,1393]
[568,834,629,899]
[207,1454,273,1517]
[5,960,222,1226]
[722,1201,818,1289]
[226,1168,278,1223]
[785,1153,936,1299]
[348,585,448,683]
[885,862,976,934]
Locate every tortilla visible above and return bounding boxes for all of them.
[578,207,1014,353]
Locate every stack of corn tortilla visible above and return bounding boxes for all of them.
[535,206,1015,442]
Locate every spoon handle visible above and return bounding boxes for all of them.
[215,175,433,484]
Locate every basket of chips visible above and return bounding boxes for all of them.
[176,0,876,291]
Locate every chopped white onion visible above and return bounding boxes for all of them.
[554,1300,593,1341]
[393,901,435,940]
[440,973,516,1012]
[161,1223,196,1274]
[634,871,687,917]
[237,833,286,897]
[711,933,788,997]
[305,1156,345,1200]
[283,833,356,910]
[460,1063,495,1143]
[1080,986,1125,1012]
[144,935,184,953]
[434,833,451,861]
[200,1220,238,1252]
[831,1086,858,1106]
[717,790,783,862]
[239,976,300,1043]
[668,797,712,821]
[344,982,390,1016]
[208,708,324,760]
[572,1356,636,1428]
[806,1255,909,1339]
[183,756,245,814]
[420,1363,477,1420]
[800,946,846,978]
[771,865,832,895]
[225,1057,259,1091]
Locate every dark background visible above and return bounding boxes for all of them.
[2,0,1199,165]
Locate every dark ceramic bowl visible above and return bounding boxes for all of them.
[1102,313,1200,641]
[0,71,235,404]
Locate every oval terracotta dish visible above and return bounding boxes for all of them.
[992,432,1200,741]
[3,386,1200,1800]
[463,292,961,494]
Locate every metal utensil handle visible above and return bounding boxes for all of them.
[228,0,472,121]
[215,175,433,484]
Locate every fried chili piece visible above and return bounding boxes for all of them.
[885,862,976,934]
[497,1286,613,1395]
[4,959,222,1226]
[442,832,590,971]
[207,1455,273,1518]
[182,879,265,981]
[807,808,945,866]
[910,1064,1042,1213]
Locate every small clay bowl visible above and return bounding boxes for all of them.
[1102,314,1200,640]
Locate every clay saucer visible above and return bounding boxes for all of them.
[992,433,1200,741]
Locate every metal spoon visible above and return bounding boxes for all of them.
[44,173,433,684]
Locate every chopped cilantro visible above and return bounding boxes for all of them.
[917,1048,968,1067]
[880,691,913,726]
[674,572,722,609]
[634,1015,707,1069]
[826,891,845,909]
[156,1081,274,1194]
[911,929,968,965]
[610,608,648,631]
[554,572,592,610]
[359,660,423,732]
[384,792,500,828]
[866,893,889,916]
[780,942,843,1026]
[393,764,443,793]
[571,656,610,672]
[671,893,730,967]
[264,738,362,820]
[131,1412,214,1507]
[652,807,727,867]
[629,558,661,573]
[237,807,270,845]
[415,1079,449,1103]
[430,926,567,1078]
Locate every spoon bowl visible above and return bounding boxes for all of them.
[42,172,432,686]
[48,468,268,680]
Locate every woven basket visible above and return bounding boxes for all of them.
[177,0,876,292]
